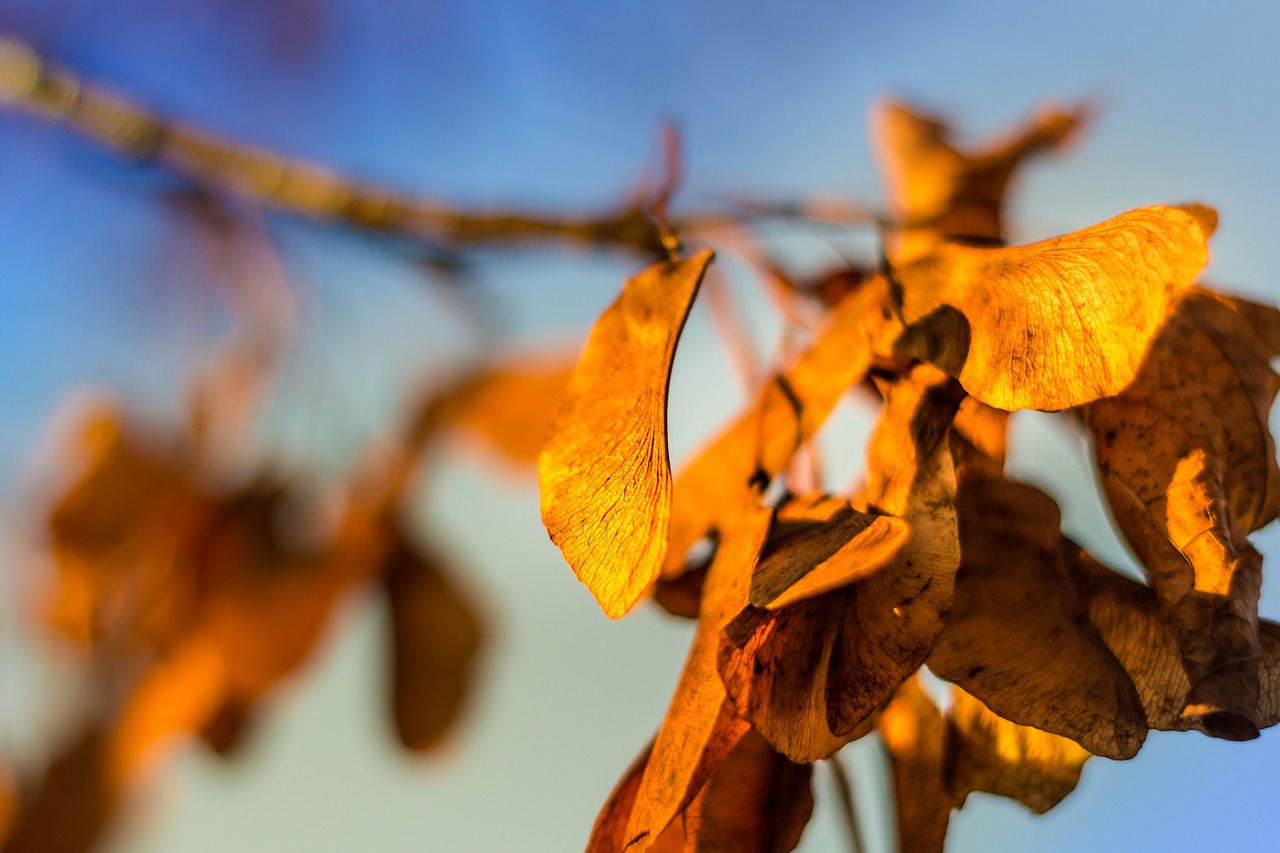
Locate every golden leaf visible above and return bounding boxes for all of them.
[880,676,1090,853]
[873,99,1086,260]
[748,493,909,610]
[1084,288,1280,738]
[948,688,1090,813]
[718,367,960,761]
[666,274,892,577]
[539,250,714,618]
[893,204,1217,411]
[621,504,771,851]
[927,473,1147,758]
[383,535,485,753]
[1071,547,1280,737]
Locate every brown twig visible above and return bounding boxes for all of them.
[827,753,866,853]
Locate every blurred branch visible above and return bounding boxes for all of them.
[0,34,747,257]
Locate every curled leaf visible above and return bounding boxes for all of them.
[873,99,1086,259]
[1085,288,1280,738]
[893,204,1216,411]
[718,367,960,761]
[539,250,714,618]
[927,473,1146,759]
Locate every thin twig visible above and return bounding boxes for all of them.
[0,34,740,256]
[828,752,866,853]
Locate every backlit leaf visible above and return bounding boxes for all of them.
[927,473,1147,758]
[718,367,960,761]
[893,204,1216,411]
[539,250,714,618]
[1084,288,1280,738]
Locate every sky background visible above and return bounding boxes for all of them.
[0,1,1279,851]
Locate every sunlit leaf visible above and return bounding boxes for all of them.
[1084,288,1280,738]
[539,250,714,618]
[718,367,960,761]
[621,504,771,851]
[873,99,1085,260]
[948,688,1090,813]
[879,675,952,853]
[927,473,1147,758]
[893,204,1217,411]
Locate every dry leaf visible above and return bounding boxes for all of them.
[879,675,952,853]
[927,473,1146,758]
[948,688,1090,813]
[621,504,772,851]
[539,250,714,618]
[1084,288,1280,738]
[383,534,485,753]
[748,493,909,610]
[678,728,813,853]
[892,204,1217,411]
[666,274,892,577]
[1,727,115,853]
[880,676,1090,853]
[1071,546,1280,736]
[718,367,960,761]
[873,99,1085,260]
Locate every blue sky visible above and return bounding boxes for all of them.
[1,2,1279,851]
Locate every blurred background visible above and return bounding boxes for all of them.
[0,1,1278,850]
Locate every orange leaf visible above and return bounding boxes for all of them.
[1084,288,1280,738]
[873,99,1086,260]
[893,204,1216,411]
[621,504,772,851]
[719,367,960,761]
[927,473,1146,758]
[539,250,714,618]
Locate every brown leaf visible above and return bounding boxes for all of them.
[718,367,960,761]
[879,675,952,853]
[879,677,1090,853]
[1,727,116,853]
[748,493,909,610]
[666,274,892,577]
[927,473,1147,759]
[1084,288,1280,738]
[893,204,1217,411]
[872,99,1086,259]
[539,250,714,618]
[948,688,1090,814]
[383,534,485,753]
[679,728,814,853]
[1071,547,1280,736]
[622,504,772,850]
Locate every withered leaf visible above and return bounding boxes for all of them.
[748,493,909,610]
[718,367,960,761]
[1084,288,1280,738]
[873,99,1085,260]
[893,204,1217,411]
[1071,547,1280,737]
[622,504,772,851]
[927,473,1146,759]
[948,688,1090,814]
[1,727,115,853]
[666,274,892,577]
[879,675,952,853]
[383,534,485,753]
[879,676,1090,853]
[678,728,813,853]
[539,250,714,618]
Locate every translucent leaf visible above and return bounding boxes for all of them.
[539,250,714,618]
